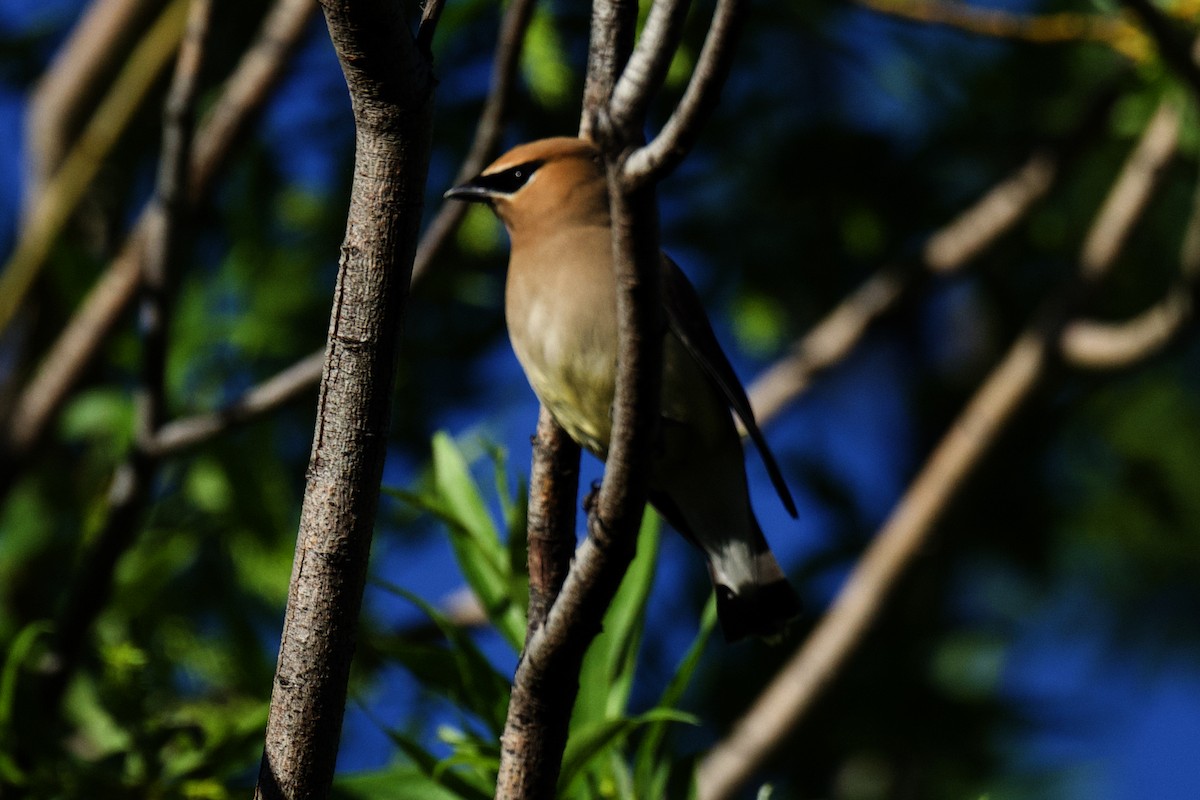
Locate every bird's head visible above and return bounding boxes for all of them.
[444,137,609,241]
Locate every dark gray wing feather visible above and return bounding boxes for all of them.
[660,254,798,518]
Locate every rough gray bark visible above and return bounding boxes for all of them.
[252,0,439,796]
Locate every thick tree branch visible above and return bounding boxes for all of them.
[253,0,437,797]
[696,94,1181,800]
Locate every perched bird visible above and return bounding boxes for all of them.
[446,137,800,641]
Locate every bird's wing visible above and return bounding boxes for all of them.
[660,254,798,518]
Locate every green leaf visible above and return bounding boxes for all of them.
[574,510,660,729]
[333,763,470,800]
[558,709,698,795]
[0,621,52,783]
[634,597,717,795]
[384,728,493,800]
[387,433,527,649]
[372,582,512,736]
[522,9,574,107]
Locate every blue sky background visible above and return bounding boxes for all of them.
[4,0,1200,796]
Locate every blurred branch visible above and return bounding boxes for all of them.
[138,0,212,444]
[698,93,1180,800]
[2,0,316,482]
[851,0,1148,61]
[1060,286,1192,368]
[252,0,438,795]
[1080,100,1180,279]
[0,0,188,333]
[1118,0,1200,100]
[412,0,538,282]
[24,0,162,222]
[123,0,537,460]
[1062,148,1200,370]
[748,148,1059,425]
[40,0,216,714]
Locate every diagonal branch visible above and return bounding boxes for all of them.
[696,95,1182,800]
[608,0,693,136]
[0,0,189,334]
[622,0,747,185]
[413,0,539,282]
[2,0,316,478]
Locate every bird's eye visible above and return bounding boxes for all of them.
[473,160,545,195]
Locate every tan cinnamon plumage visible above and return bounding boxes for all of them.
[447,137,800,641]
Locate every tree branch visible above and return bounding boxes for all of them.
[579,0,639,141]
[697,92,1182,800]
[412,0,538,282]
[622,0,747,185]
[2,0,315,480]
[1118,0,1200,101]
[0,0,189,334]
[24,0,160,223]
[253,0,437,796]
[608,0,693,137]
[525,407,581,639]
[38,0,216,716]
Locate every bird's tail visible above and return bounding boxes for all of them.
[709,539,802,643]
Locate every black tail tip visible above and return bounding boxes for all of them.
[715,578,803,643]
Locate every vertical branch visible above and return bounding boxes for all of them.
[38,0,216,716]
[253,0,440,796]
[579,0,638,140]
[525,408,581,638]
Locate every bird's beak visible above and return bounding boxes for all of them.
[443,178,493,203]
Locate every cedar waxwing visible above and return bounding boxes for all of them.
[446,137,800,641]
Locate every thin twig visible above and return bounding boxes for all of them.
[1059,287,1192,368]
[0,0,189,333]
[40,0,217,715]
[139,0,213,443]
[2,0,315,476]
[126,0,536,460]
[622,0,748,185]
[748,148,1059,426]
[24,0,161,223]
[696,96,1181,800]
[1080,99,1180,279]
[608,0,693,137]
[412,0,538,283]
